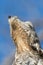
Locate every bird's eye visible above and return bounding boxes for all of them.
[29,25,33,29]
[12,24,16,30]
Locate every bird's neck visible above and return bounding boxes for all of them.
[16,36,33,54]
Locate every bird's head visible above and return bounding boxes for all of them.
[8,16,34,33]
[8,16,34,44]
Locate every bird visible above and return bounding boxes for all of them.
[8,16,43,65]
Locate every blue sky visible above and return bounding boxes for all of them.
[0,0,43,65]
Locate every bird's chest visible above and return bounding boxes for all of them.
[13,51,39,65]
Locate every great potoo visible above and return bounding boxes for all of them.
[8,16,43,65]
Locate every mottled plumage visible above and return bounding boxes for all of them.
[8,16,43,65]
